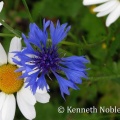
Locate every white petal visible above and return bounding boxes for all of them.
[18,87,36,105]
[94,0,118,12]
[17,93,36,119]
[83,0,109,5]
[0,43,7,66]
[0,92,6,110]
[0,1,4,12]
[8,36,22,64]
[0,20,4,26]
[106,4,120,27]
[36,86,49,94]
[22,82,49,94]
[2,94,16,120]
[0,111,2,120]
[35,92,50,103]
[96,2,119,17]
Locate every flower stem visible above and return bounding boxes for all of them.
[60,41,80,47]
[22,0,33,22]
[60,38,106,50]
[0,33,15,37]
[0,18,21,37]
[89,74,120,81]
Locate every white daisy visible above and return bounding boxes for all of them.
[83,0,120,27]
[0,36,50,120]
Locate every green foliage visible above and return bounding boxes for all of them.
[32,0,82,19]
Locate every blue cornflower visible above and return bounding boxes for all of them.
[13,19,89,99]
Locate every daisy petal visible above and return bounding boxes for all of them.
[0,1,4,12]
[83,0,109,5]
[17,92,36,119]
[36,86,49,94]
[106,4,120,27]
[0,43,7,66]
[0,112,2,120]
[96,3,119,17]
[8,36,22,64]
[94,0,118,12]
[18,87,36,105]
[0,20,5,26]
[35,92,50,103]
[2,94,16,120]
[0,92,6,110]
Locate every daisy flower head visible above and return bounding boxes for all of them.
[83,0,120,27]
[13,19,89,99]
[0,37,50,120]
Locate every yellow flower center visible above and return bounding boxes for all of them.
[0,64,24,94]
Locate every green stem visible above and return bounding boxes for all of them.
[63,32,107,49]
[88,74,120,81]
[22,0,33,22]
[82,36,88,45]
[0,33,15,37]
[0,18,21,37]
[60,38,106,50]
[60,41,80,47]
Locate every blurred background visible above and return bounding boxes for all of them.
[1,0,120,120]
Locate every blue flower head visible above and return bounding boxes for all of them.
[13,19,89,99]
